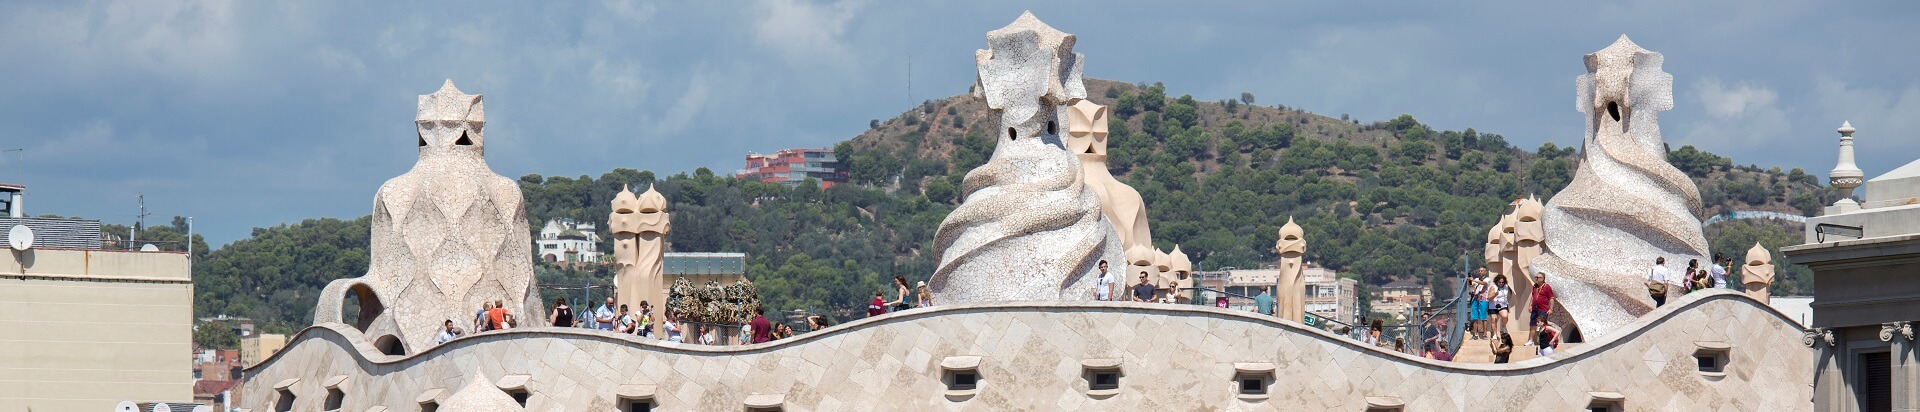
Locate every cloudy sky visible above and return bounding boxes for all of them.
[2,1,1915,246]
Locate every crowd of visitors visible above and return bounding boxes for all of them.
[1645,254,1738,307]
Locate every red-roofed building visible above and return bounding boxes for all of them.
[193,379,240,411]
[736,148,848,188]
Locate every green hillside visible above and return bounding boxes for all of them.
[185,78,1834,341]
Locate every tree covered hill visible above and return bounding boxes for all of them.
[185,78,1834,337]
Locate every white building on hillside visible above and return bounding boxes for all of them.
[536,218,601,263]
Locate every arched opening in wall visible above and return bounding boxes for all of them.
[1605,101,1620,122]
[343,283,385,333]
[274,389,295,412]
[455,131,474,146]
[1047,121,1057,135]
[1007,127,1017,141]
[375,334,406,356]
[543,254,558,263]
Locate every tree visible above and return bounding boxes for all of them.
[869,119,880,129]
[1240,92,1255,105]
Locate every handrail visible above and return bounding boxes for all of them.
[1185,286,1353,330]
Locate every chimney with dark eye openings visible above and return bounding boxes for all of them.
[418,133,427,147]
[1606,101,1620,122]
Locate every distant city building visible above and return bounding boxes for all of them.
[663,252,747,286]
[0,185,196,411]
[735,148,848,188]
[191,349,242,410]
[241,333,287,367]
[1207,266,1357,324]
[1370,279,1431,322]
[536,218,602,263]
[1302,267,1360,324]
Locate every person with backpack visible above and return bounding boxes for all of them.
[1646,257,1670,306]
[486,299,512,330]
[548,297,574,328]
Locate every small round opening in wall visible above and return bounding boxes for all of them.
[1007,127,1017,141]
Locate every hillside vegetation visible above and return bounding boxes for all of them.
[185,79,1833,341]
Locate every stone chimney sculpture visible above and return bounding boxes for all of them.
[1742,243,1774,304]
[1484,217,1505,279]
[1533,36,1712,337]
[929,11,1123,303]
[611,184,672,326]
[1275,218,1307,322]
[1827,121,1863,215]
[1169,245,1192,301]
[313,80,542,352]
[1509,196,1547,335]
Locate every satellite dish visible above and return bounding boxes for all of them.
[7,224,31,251]
[140,243,159,252]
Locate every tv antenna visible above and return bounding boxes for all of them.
[131,192,150,247]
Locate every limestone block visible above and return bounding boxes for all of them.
[930,11,1121,303]
[1534,36,1709,338]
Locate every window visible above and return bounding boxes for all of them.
[275,389,296,412]
[1090,372,1119,390]
[324,387,344,411]
[1238,376,1265,395]
[1233,363,1275,400]
[1862,351,1891,412]
[950,371,978,391]
[1693,342,1730,377]
[1587,392,1625,412]
[625,400,652,412]
[420,402,437,412]
[507,389,530,406]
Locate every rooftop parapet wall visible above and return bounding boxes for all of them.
[245,290,1809,410]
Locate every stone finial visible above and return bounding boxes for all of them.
[637,183,669,213]
[1276,218,1305,256]
[1513,196,1545,245]
[1153,248,1173,273]
[1169,245,1192,275]
[1742,242,1774,304]
[974,11,1086,130]
[1830,121,1864,203]
[612,185,640,214]
[1065,99,1110,155]
[1124,243,1156,267]
[417,79,486,123]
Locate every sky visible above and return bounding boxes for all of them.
[1,1,1915,247]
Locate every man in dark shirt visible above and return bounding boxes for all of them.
[750,307,773,344]
[1132,272,1156,302]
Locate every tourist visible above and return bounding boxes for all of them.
[774,323,794,340]
[1682,259,1702,295]
[548,297,574,328]
[1132,272,1155,302]
[916,281,933,308]
[1535,317,1561,357]
[1527,272,1555,347]
[1421,315,1444,358]
[1710,253,1731,289]
[1645,257,1670,307]
[867,292,886,317]
[1167,280,1182,304]
[749,307,774,344]
[1433,335,1454,361]
[806,315,832,332]
[662,310,683,343]
[700,325,718,345]
[437,319,461,344]
[1489,275,1511,335]
[614,304,634,334]
[1690,267,1712,293]
[1393,337,1406,353]
[1368,319,1384,346]
[1491,332,1514,364]
[487,299,513,330]
[1254,287,1276,316]
[636,301,654,338]
[474,301,493,332]
[1094,260,1115,300]
[1468,267,1490,339]
[888,275,912,312]
[595,297,617,331]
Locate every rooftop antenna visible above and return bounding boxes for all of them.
[132,192,150,249]
[906,52,913,109]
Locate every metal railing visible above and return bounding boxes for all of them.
[1184,287,1354,334]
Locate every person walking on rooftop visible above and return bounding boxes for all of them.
[867,292,886,318]
[1645,257,1671,307]
[548,297,574,328]
[1094,260,1115,301]
[1526,272,1555,347]
[888,275,912,313]
[1468,267,1491,340]
[1710,254,1731,289]
[749,307,773,344]
[474,301,493,332]
[487,299,512,330]
[1254,287,1276,316]
[595,297,617,331]
[916,281,933,308]
[1131,272,1156,303]
[1489,275,1511,336]
[437,319,462,344]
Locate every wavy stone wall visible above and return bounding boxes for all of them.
[244,290,1809,411]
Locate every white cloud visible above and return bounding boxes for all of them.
[752,0,865,65]
[603,0,658,24]
[1693,77,1779,119]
